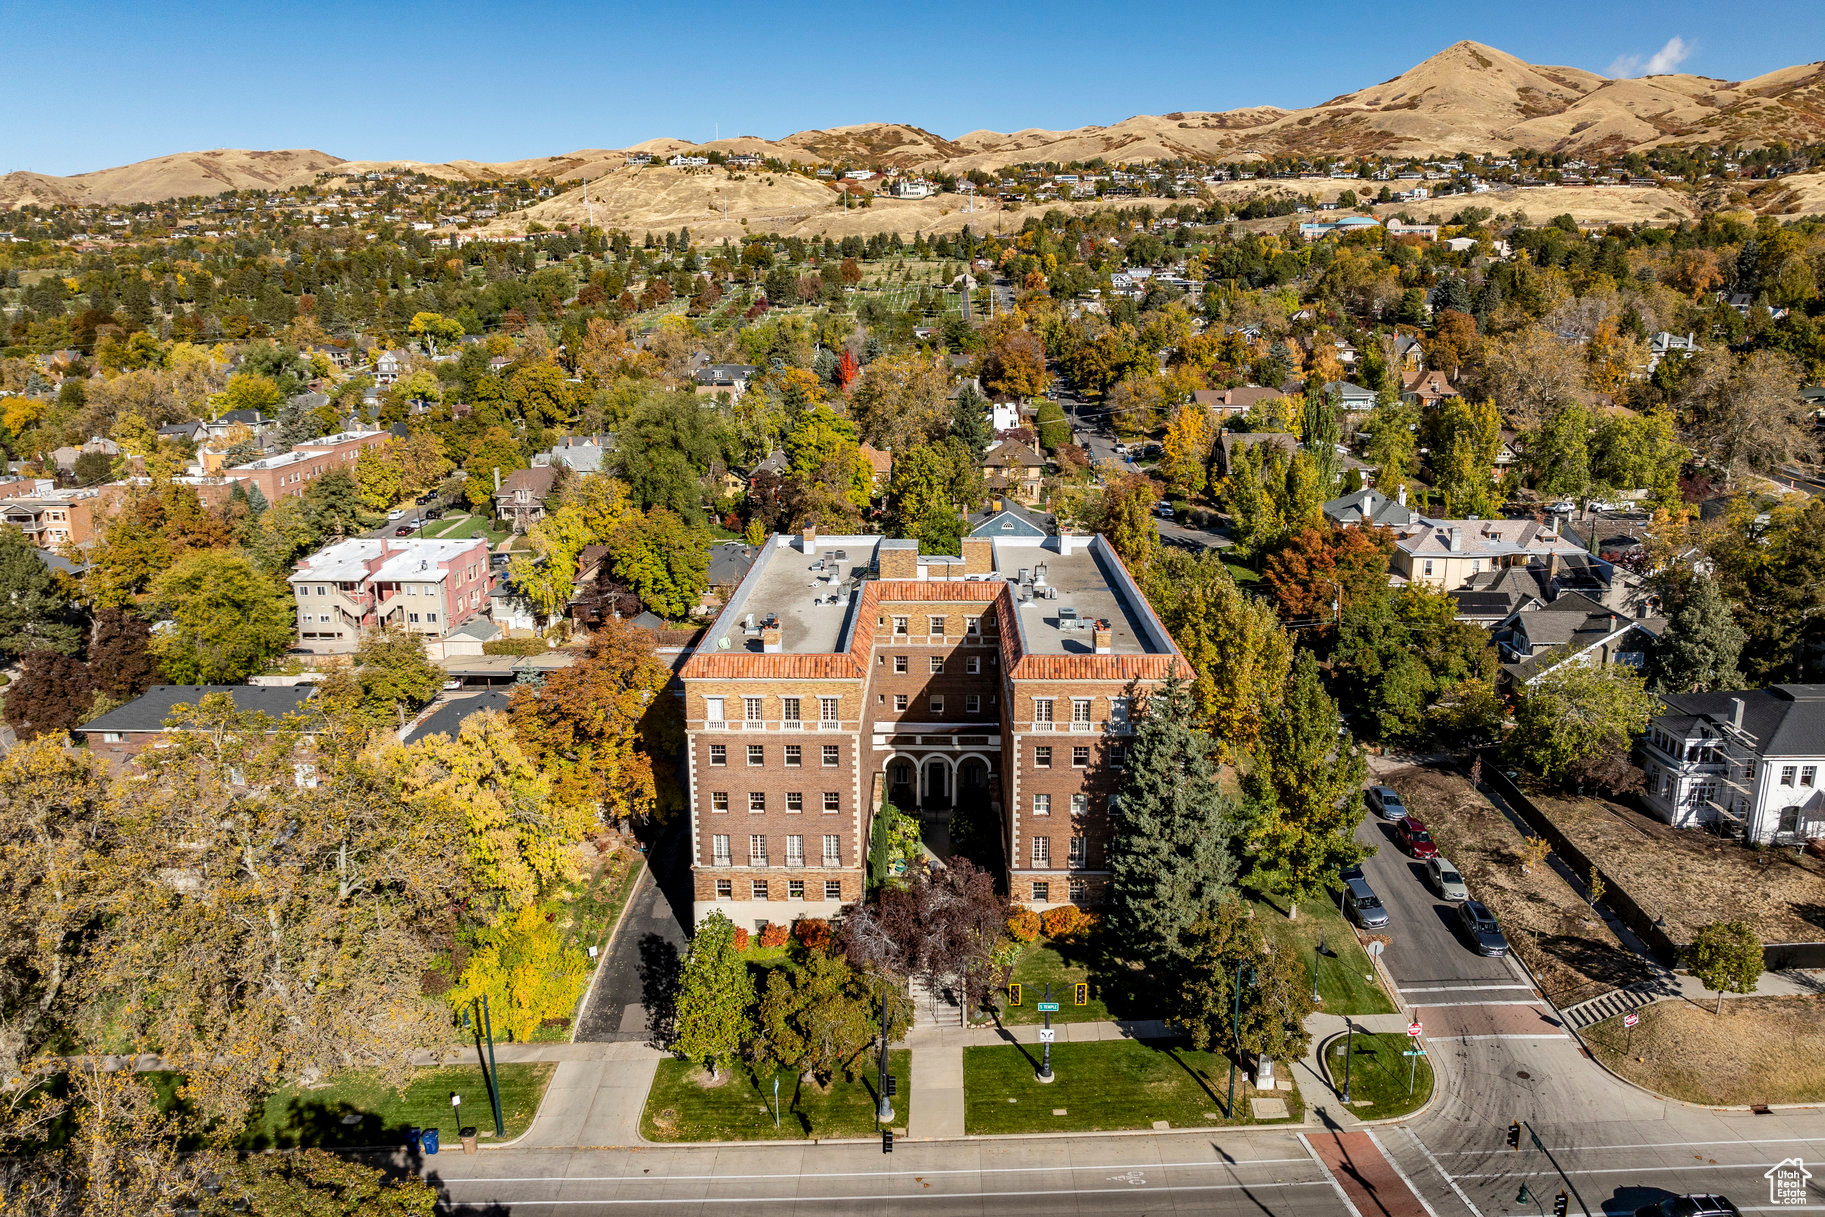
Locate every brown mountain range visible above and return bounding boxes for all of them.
[5,41,1823,210]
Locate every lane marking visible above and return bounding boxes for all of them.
[1430,1135,1825,1157]
[1399,985,1537,994]
[1429,1033,1569,1041]
[1408,1000,1548,1008]
[437,1180,1337,1209]
[442,1157,1316,1186]
[1367,1129,1444,1217]
[1456,1161,1818,1180]
[1402,1126,1485,1217]
[1298,1132,1365,1217]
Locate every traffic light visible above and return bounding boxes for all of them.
[1506,1120,1522,1150]
[1553,1192,1568,1217]
[1008,982,1022,1006]
[882,1130,894,1154]
[1074,982,1088,1006]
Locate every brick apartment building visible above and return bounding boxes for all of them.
[677,528,1190,932]
[289,535,494,652]
[0,485,113,547]
[223,430,388,501]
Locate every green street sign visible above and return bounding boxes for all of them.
[1036,1001,1061,1012]
[1402,1049,1427,1057]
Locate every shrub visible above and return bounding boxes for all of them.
[1007,908,1041,943]
[792,918,833,952]
[732,925,750,952]
[758,921,789,949]
[1041,904,1089,939]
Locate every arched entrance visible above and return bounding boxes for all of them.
[888,758,916,809]
[921,758,951,809]
[958,755,990,792]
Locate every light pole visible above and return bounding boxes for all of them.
[1313,937,1323,1005]
[1037,982,1055,1083]
[1341,1016,1355,1104]
[1226,961,1256,1118]
[875,985,895,1126]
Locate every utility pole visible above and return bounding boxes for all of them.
[480,996,504,1139]
[1341,1016,1355,1104]
[875,985,895,1126]
[1227,961,1255,1117]
[1037,983,1056,1082]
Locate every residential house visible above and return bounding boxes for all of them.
[0,488,108,547]
[76,684,319,770]
[289,536,494,653]
[204,409,272,441]
[1391,516,1597,592]
[158,420,208,444]
[495,465,560,531]
[694,364,760,400]
[1449,550,1633,623]
[1646,331,1700,373]
[1402,369,1460,408]
[858,443,893,491]
[967,500,1053,541]
[403,690,514,745]
[374,351,404,385]
[50,437,118,474]
[221,430,388,502]
[982,438,1046,505]
[1493,591,1663,687]
[1391,333,1425,375]
[1321,381,1379,412]
[540,433,614,474]
[1322,486,1414,529]
[1191,385,1283,419]
[1639,685,1825,843]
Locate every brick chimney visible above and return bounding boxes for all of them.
[800,524,817,554]
[961,537,993,574]
[878,541,918,580]
[761,618,782,653]
[1092,619,1112,655]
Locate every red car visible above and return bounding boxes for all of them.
[1396,815,1438,859]
[394,524,415,536]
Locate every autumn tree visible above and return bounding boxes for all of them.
[0,527,81,662]
[754,948,882,1082]
[86,607,161,701]
[1160,403,1213,499]
[2,650,96,740]
[1482,326,1584,429]
[1095,472,1161,571]
[1260,524,1394,623]
[1510,662,1657,792]
[981,327,1048,399]
[447,901,587,1042]
[323,627,445,731]
[1679,349,1816,485]
[148,549,295,684]
[609,507,711,620]
[1179,898,1314,1070]
[849,352,951,452]
[671,911,754,1079]
[1243,651,1368,918]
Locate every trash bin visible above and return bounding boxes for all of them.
[421,1127,440,1155]
[406,1127,420,1151]
[460,1126,478,1154]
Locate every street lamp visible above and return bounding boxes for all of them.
[1227,961,1256,1118]
[875,985,895,1126]
[1341,1016,1355,1104]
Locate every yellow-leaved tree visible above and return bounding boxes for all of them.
[446,902,587,1043]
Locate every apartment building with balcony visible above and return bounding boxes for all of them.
[223,430,388,502]
[289,535,494,653]
[0,485,114,547]
[1639,684,1825,844]
[677,527,1190,932]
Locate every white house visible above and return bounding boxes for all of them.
[989,400,1021,433]
[1639,685,1825,844]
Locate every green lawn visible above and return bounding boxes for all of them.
[235,1063,555,1149]
[996,944,1111,1024]
[1222,556,1262,588]
[1250,894,1397,1016]
[425,512,508,545]
[642,1050,909,1141]
[1325,1031,1433,1120]
[962,1040,1302,1134]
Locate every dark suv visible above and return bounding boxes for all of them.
[1457,900,1508,957]
[1635,1196,1741,1217]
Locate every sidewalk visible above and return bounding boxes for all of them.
[1293,1012,1414,1132]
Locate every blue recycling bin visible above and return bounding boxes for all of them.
[421,1127,440,1155]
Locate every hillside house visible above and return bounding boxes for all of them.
[1640,685,1825,844]
[290,536,493,653]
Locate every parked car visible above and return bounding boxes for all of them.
[1395,815,1438,859]
[1365,785,1408,820]
[1343,877,1389,929]
[1457,900,1508,956]
[416,493,435,505]
[1155,502,1174,518]
[394,525,415,537]
[423,507,444,520]
[1547,500,1575,515]
[386,509,408,521]
[1338,862,1364,886]
[1426,856,1469,902]
[1635,1197,1740,1217]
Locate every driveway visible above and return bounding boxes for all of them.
[571,825,691,1044]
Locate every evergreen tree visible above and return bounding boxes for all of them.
[1301,388,1344,496]
[1243,651,1368,917]
[671,911,754,1078]
[0,526,82,662]
[1650,572,1745,694]
[1108,679,1244,966]
[950,382,992,462]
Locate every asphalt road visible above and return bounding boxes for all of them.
[572,827,691,1044]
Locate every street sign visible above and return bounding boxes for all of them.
[1407,1021,1423,1037]
[1037,1001,1060,1012]
[1038,1028,1056,1042]
[1623,1011,1640,1028]
[1402,1049,1427,1057]
[1367,940,1384,957]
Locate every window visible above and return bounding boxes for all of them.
[894,655,908,674]
[716,879,732,899]
[425,613,437,623]
[1782,765,1798,786]
[1034,698,1054,724]
[967,656,981,674]
[930,695,944,714]
[930,656,944,674]
[1071,698,1092,725]
[710,791,729,813]
[1035,746,1052,768]
[825,880,842,901]
[1108,794,1123,817]
[1031,836,1050,866]
[712,834,731,865]
[1068,878,1086,903]
[784,744,802,767]
[298,585,310,597]
[786,792,803,813]
[749,792,766,813]
[1069,836,1086,866]
[1032,880,1050,902]
[819,697,839,723]
[782,697,801,723]
[929,615,947,636]
[788,879,805,899]
[822,745,840,767]
[747,744,764,766]
[751,880,769,901]
[823,791,840,812]
[786,835,805,866]
[894,694,908,711]
[744,696,763,722]
[1112,697,1132,729]
[1071,793,1088,816]
[1111,743,1129,769]
[968,616,982,635]
[966,694,980,714]
[1033,793,1051,817]
[893,616,908,635]
[749,834,767,865]
[1805,767,1818,788]
[706,696,726,724]
[101,732,125,743]
[1423,559,1435,577]
[823,834,841,865]
[709,744,727,767]
[1072,746,1089,768]
[408,613,420,624]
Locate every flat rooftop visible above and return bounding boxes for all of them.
[719,536,883,655]
[993,544,1159,656]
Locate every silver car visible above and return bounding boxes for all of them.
[1343,877,1390,929]
[1427,856,1469,902]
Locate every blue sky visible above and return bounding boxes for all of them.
[6,0,1821,175]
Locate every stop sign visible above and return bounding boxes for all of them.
[1407,1021,1423,1037]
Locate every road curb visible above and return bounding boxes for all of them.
[1312,1029,1438,1128]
